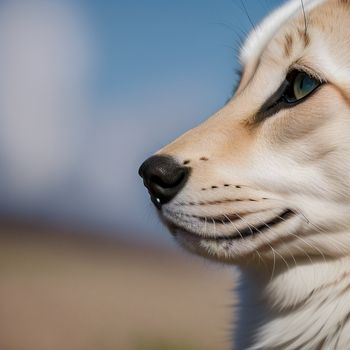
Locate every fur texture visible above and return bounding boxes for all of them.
[143,0,350,348]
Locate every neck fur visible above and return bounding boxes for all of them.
[234,255,350,350]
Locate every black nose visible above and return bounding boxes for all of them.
[138,155,190,208]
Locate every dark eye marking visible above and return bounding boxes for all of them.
[254,69,323,123]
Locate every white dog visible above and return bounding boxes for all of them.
[139,0,350,348]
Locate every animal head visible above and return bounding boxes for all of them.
[139,0,350,268]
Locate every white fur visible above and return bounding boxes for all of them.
[237,1,350,348]
[147,0,350,349]
[240,0,326,64]
[235,256,350,349]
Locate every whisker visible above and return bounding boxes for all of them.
[272,211,327,264]
[254,212,298,271]
[239,0,256,31]
[256,211,319,286]
[223,214,244,240]
[268,197,349,252]
[221,216,266,266]
[235,212,281,281]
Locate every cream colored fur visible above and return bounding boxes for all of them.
[151,0,350,348]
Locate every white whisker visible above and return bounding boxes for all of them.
[271,210,327,264]
[235,212,282,281]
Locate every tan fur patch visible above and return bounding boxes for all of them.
[283,33,294,57]
[297,27,311,48]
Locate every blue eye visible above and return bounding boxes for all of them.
[293,72,320,99]
[256,69,324,122]
[284,71,321,103]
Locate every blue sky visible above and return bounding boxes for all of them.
[0,0,284,246]
[86,0,281,101]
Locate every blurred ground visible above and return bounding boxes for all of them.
[0,222,236,350]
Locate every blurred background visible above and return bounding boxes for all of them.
[0,1,282,349]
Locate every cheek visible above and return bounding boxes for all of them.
[263,86,350,167]
[251,86,350,197]
[260,85,350,144]
[318,136,350,199]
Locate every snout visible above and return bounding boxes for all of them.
[138,155,190,208]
